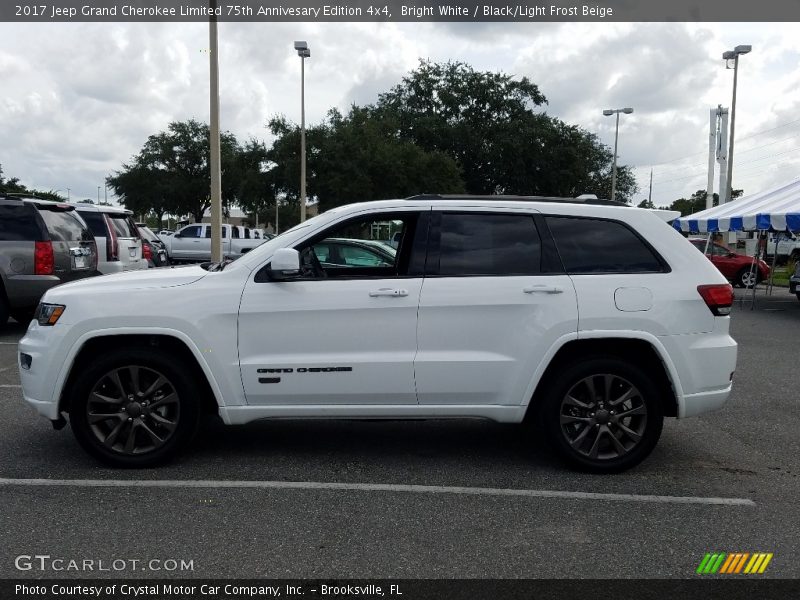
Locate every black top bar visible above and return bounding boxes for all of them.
[404,194,629,207]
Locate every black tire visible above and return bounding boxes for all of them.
[10,307,35,324]
[0,291,8,327]
[736,267,760,289]
[68,347,201,467]
[539,357,664,473]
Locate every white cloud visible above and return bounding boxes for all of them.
[1,21,799,206]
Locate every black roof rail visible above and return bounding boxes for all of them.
[404,194,628,207]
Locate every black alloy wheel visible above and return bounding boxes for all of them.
[541,357,664,473]
[69,348,201,467]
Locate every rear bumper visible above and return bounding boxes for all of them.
[4,274,60,309]
[659,325,737,418]
[681,384,733,418]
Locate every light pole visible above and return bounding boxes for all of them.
[67,188,70,201]
[722,44,751,204]
[602,107,633,203]
[294,41,310,222]
[208,0,223,261]
[97,186,100,204]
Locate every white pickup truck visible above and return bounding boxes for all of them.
[767,234,800,263]
[163,223,263,262]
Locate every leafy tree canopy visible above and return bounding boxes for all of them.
[107,120,241,224]
[668,188,743,216]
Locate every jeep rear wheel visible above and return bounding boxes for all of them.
[69,348,200,467]
[541,357,663,473]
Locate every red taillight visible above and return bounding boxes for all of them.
[142,242,152,261]
[697,284,734,316]
[34,241,54,275]
[105,214,119,261]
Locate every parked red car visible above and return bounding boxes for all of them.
[689,238,770,288]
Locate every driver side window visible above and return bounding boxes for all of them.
[295,213,419,280]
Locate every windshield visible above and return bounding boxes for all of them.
[237,209,343,269]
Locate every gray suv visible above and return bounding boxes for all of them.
[0,195,98,326]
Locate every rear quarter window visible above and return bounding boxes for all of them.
[545,216,666,274]
[0,204,42,241]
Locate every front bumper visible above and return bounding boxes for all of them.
[18,321,68,421]
[790,275,800,295]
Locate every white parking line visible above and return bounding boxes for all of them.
[0,342,18,345]
[0,478,755,506]
[0,384,21,388]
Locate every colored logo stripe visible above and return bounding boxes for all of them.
[698,552,772,574]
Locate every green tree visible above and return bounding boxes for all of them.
[668,188,743,216]
[374,60,637,202]
[108,120,241,223]
[266,106,464,217]
[230,138,275,226]
[0,164,66,200]
[638,198,656,209]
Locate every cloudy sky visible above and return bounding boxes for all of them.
[1,20,799,207]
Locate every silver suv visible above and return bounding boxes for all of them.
[0,195,98,326]
[72,204,146,274]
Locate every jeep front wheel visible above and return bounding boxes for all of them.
[69,348,200,467]
[541,358,664,473]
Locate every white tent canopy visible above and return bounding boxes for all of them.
[673,178,800,233]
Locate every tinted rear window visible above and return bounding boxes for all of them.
[38,209,93,242]
[0,204,42,241]
[546,216,665,274]
[77,211,109,237]
[108,214,137,238]
[138,227,159,242]
[437,213,542,276]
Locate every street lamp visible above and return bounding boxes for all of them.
[97,186,100,204]
[722,44,751,204]
[294,40,310,222]
[602,107,633,203]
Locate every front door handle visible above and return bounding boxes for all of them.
[523,285,563,294]
[369,288,409,297]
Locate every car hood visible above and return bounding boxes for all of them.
[52,265,208,295]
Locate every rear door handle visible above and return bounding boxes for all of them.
[523,285,563,294]
[369,288,409,297]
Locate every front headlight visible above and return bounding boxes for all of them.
[35,303,66,326]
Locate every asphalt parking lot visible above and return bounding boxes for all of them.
[1,291,799,580]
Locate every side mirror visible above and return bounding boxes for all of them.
[268,248,301,280]
[174,232,182,238]
[727,252,736,258]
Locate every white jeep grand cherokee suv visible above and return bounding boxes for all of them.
[18,195,737,472]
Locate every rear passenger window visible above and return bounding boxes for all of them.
[437,213,542,276]
[0,204,42,241]
[546,216,664,274]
